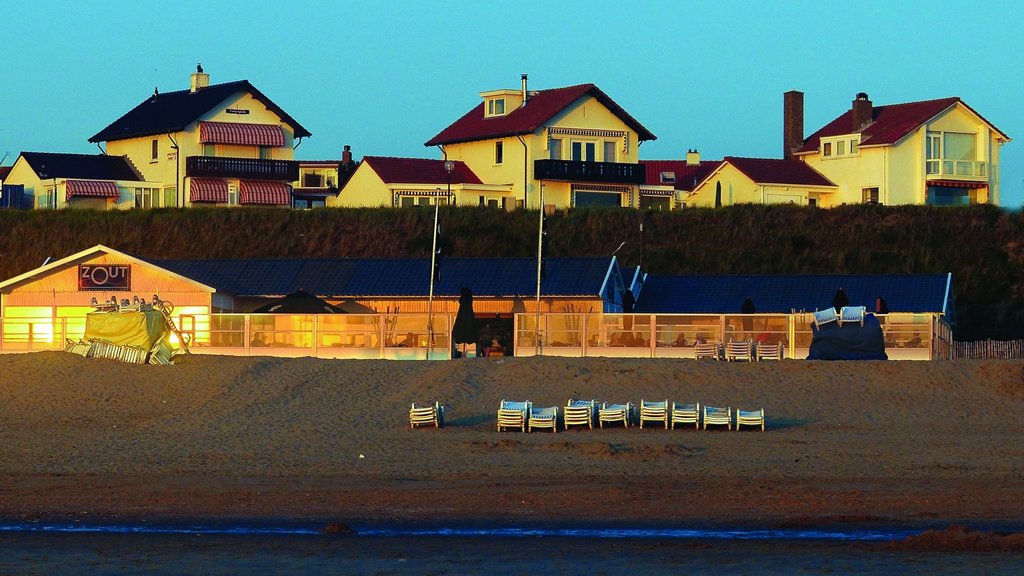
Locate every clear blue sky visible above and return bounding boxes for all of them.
[3,0,1022,206]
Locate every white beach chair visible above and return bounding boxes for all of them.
[639,399,669,429]
[703,405,732,430]
[409,401,443,428]
[725,339,753,362]
[564,398,596,430]
[840,306,866,327]
[598,401,633,428]
[497,399,531,432]
[755,342,783,361]
[736,408,765,431]
[694,341,720,360]
[812,307,839,331]
[529,406,558,433]
[671,401,700,430]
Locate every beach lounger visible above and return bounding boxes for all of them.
[639,399,669,429]
[812,307,839,331]
[736,408,765,431]
[703,405,732,430]
[529,406,558,433]
[840,306,866,327]
[725,339,753,362]
[598,401,633,428]
[755,342,783,361]
[671,401,700,429]
[694,341,719,360]
[409,401,443,428]
[497,399,531,432]
[564,398,596,430]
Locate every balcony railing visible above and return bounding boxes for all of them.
[534,159,645,184]
[186,156,299,181]
[926,158,990,180]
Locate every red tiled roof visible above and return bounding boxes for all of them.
[425,84,656,146]
[795,97,1009,154]
[364,157,483,185]
[723,157,835,187]
[641,160,721,192]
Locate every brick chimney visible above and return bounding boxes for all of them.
[190,63,209,93]
[783,90,804,160]
[851,92,873,132]
[341,145,352,167]
[685,149,701,166]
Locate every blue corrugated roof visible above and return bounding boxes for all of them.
[144,257,615,298]
[634,274,954,318]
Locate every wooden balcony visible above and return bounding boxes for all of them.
[534,159,645,184]
[186,156,299,181]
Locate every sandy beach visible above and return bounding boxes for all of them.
[2,352,1023,530]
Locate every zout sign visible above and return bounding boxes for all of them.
[79,265,131,291]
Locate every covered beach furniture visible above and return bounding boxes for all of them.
[736,408,766,431]
[529,406,559,433]
[497,399,531,432]
[694,341,720,360]
[564,398,596,430]
[725,339,753,362]
[671,401,700,430]
[639,399,669,429]
[409,402,443,428]
[703,405,732,430]
[599,401,634,428]
[755,342,783,361]
[839,306,866,327]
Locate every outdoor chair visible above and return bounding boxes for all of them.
[529,406,558,433]
[811,307,839,331]
[703,405,732,430]
[639,399,669,429]
[598,401,634,428]
[409,401,444,428]
[755,342,783,361]
[840,306,866,327]
[736,408,766,431]
[694,341,720,360]
[725,339,754,362]
[497,399,531,432]
[564,398,596,430]
[671,401,700,429]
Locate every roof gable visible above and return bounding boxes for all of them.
[797,97,976,153]
[17,152,143,181]
[363,157,483,185]
[89,80,311,143]
[723,157,835,187]
[425,83,656,146]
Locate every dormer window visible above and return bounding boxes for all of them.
[660,171,676,184]
[487,98,506,117]
[821,135,860,159]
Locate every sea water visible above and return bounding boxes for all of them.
[1,523,1021,575]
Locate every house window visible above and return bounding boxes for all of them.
[259,146,271,160]
[862,187,880,204]
[822,142,832,157]
[151,139,159,161]
[401,196,415,207]
[850,139,859,154]
[571,141,596,162]
[659,171,676,184]
[134,187,160,209]
[487,98,505,116]
[604,141,616,162]
[808,198,818,207]
[836,141,846,156]
[203,143,215,157]
[494,141,503,164]
[549,138,562,160]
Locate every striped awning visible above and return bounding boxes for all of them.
[240,180,291,205]
[66,180,120,200]
[927,179,987,189]
[190,178,229,203]
[200,121,285,147]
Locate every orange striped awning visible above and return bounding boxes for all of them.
[66,180,120,200]
[240,180,291,205]
[200,121,285,146]
[190,178,229,203]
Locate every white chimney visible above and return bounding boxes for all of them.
[190,63,209,93]
[521,74,528,107]
[685,149,701,166]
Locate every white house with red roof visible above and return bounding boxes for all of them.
[329,156,510,208]
[686,156,837,207]
[786,91,1010,206]
[425,75,656,210]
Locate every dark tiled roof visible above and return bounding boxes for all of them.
[634,274,954,318]
[641,160,721,192]
[89,80,311,143]
[425,84,656,146]
[723,157,835,187]
[0,166,11,180]
[144,257,615,298]
[363,157,483,185]
[795,97,1007,154]
[18,152,143,180]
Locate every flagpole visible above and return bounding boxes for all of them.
[427,188,440,361]
[535,183,544,356]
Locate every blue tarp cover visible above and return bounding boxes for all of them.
[806,313,888,360]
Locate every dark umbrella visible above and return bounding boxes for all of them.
[832,288,850,310]
[253,290,342,314]
[452,287,476,358]
[740,297,756,334]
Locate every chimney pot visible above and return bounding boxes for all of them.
[521,74,528,107]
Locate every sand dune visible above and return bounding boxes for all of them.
[1,352,1023,527]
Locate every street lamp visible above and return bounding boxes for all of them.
[444,159,454,205]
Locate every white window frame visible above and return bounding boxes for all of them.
[487,98,506,117]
